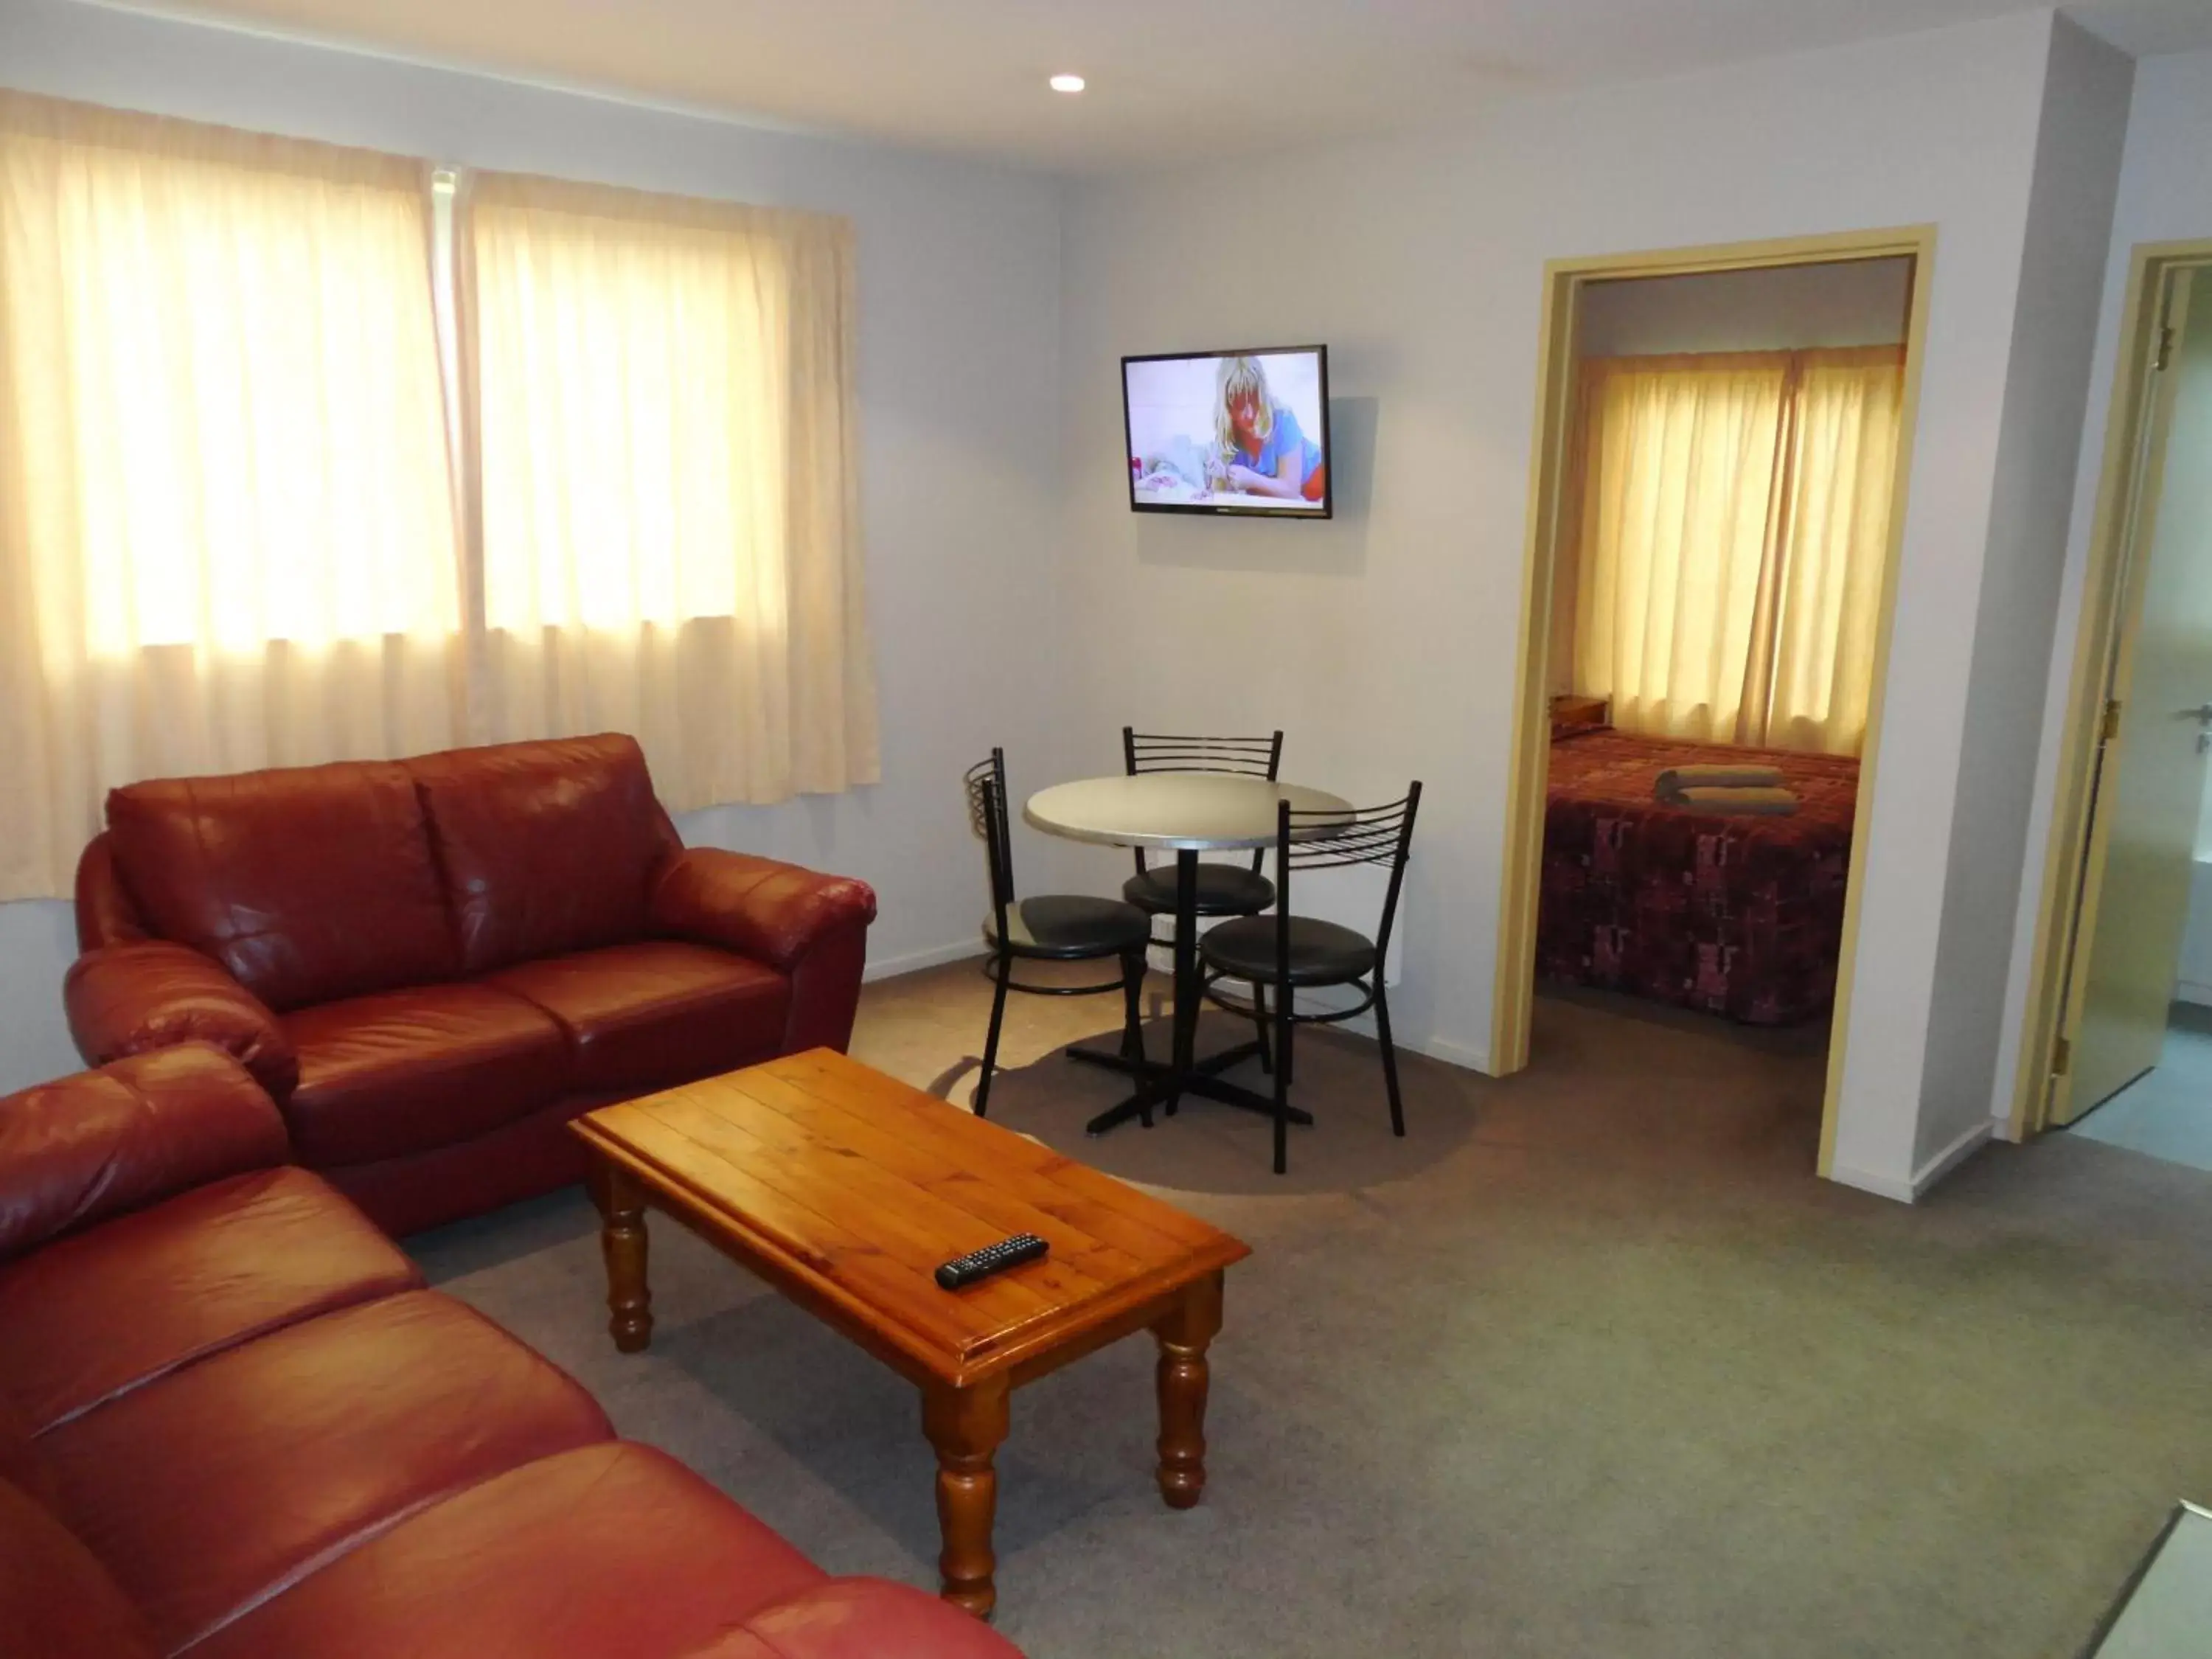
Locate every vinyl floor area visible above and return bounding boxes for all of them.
[414,963,2212,1659]
[2067,1000,2212,1175]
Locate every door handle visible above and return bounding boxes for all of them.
[2191,704,2212,726]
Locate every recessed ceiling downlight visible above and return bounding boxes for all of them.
[1048,74,1086,94]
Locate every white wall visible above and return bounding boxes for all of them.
[1054,10,2075,1196]
[1576,257,1913,356]
[1916,17,2135,1172]
[1994,45,2212,1130]
[0,0,1065,1094]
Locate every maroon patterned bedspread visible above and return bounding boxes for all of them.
[1537,729,1860,1026]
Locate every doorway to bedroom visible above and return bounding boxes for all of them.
[1492,229,1934,1179]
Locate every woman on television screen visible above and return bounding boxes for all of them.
[1215,355,1326,503]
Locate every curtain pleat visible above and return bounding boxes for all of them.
[1764,348,1904,754]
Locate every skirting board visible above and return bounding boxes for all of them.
[1410,1034,1489,1074]
[2177,980,2212,1009]
[863,939,986,983]
[1830,1119,1994,1204]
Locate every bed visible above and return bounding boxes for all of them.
[1537,728,1860,1026]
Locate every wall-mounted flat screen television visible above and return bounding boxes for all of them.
[1124,345,1331,518]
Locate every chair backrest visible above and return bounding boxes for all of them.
[1123,728,1284,876]
[1276,783,1423,969]
[963,749,1017,939]
[1121,729,1284,779]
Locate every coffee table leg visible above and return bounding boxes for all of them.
[592,1158,653,1354]
[1155,1270,1223,1509]
[922,1377,1010,1618]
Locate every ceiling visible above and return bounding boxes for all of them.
[102,0,2212,172]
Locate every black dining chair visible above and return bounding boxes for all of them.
[1123,728,1286,1065]
[1197,782,1422,1175]
[1121,728,1285,921]
[964,748,1153,1119]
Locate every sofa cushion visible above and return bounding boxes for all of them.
[34,1290,612,1655]
[281,984,570,1167]
[407,734,678,975]
[194,1442,824,1659]
[0,1394,47,1505]
[105,762,459,1012]
[488,941,792,1094]
[0,1476,159,1659]
[0,1166,420,1435]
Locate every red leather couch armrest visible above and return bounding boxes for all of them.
[64,942,299,1101]
[0,1046,291,1263]
[650,849,877,972]
[682,1579,1026,1659]
[651,850,877,1055]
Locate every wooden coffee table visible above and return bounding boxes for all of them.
[570,1048,1251,1618]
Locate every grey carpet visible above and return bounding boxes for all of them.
[412,964,2212,1658]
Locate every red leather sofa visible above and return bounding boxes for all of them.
[63,734,876,1236]
[1,1046,1018,1659]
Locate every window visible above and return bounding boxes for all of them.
[1568,347,1905,756]
[0,91,876,902]
[460,172,876,808]
[0,94,460,661]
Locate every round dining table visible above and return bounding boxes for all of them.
[1024,773,1354,1137]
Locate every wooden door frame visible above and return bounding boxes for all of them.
[2006,239,2212,1139]
[1488,224,1938,1180]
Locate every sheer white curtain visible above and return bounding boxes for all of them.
[1568,345,1905,757]
[1571,352,1793,745]
[0,91,463,901]
[461,171,878,810]
[1759,349,1905,754]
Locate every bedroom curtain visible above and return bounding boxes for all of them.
[1571,352,1794,748]
[1568,344,1905,757]
[1756,348,1905,754]
[0,91,463,902]
[459,170,879,810]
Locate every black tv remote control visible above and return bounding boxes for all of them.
[935,1234,1048,1290]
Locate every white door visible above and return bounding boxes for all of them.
[2059,268,2212,1124]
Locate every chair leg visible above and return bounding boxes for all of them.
[976,964,1010,1118]
[1374,980,1405,1138]
[1251,981,1273,1075]
[1272,984,1294,1176]
[1121,950,1147,1062]
[1121,950,1155,1130]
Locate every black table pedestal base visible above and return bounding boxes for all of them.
[1066,1041,1315,1136]
[1071,848,1311,1141]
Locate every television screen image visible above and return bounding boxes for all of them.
[1124,346,1331,517]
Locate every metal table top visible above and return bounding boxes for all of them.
[1024,773,1354,853]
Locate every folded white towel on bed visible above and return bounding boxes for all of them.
[1655,763,1784,802]
[1670,785,1800,816]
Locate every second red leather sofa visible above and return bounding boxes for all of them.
[0,1046,1017,1659]
[60,734,876,1236]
